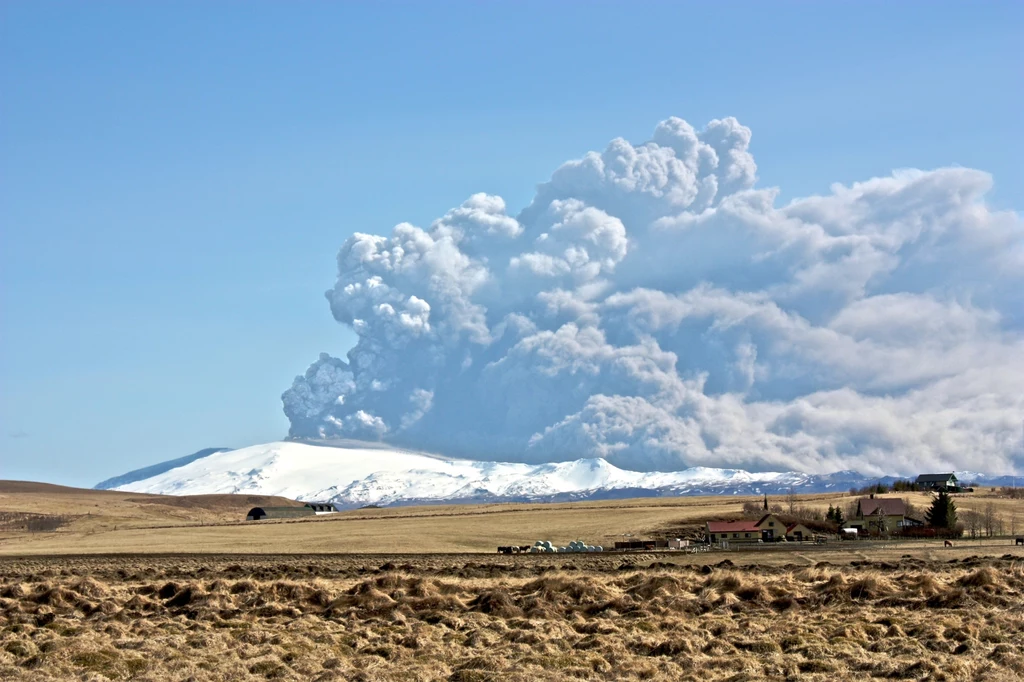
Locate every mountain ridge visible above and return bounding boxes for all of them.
[95,447,232,490]
[99,441,1020,508]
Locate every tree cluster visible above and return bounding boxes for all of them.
[848,479,922,496]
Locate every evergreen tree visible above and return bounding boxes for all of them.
[763,494,768,511]
[825,504,845,526]
[925,490,958,529]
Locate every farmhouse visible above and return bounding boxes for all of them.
[707,514,785,543]
[845,497,922,534]
[915,473,959,492]
[245,506,315,521]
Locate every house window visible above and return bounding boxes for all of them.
[745,533,750,538]
[733,534,738,538]
[768,522,774,526]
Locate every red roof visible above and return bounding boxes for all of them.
[707,520,762,533]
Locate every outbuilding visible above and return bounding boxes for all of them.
[245,506,315,521]
[785,523,813,542]
[303,502,339,514]
[707,514,785,543]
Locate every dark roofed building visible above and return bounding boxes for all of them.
[706,514,784,543]
[915,473,959,491]
[858,498,907,518]
[848,497,922,534]
[246,506,315,521]
[304,502,339,513]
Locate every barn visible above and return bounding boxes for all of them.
[706,514,786,544]
[303,502,339,513]
[785,522,813,542]
[245,506,316,521]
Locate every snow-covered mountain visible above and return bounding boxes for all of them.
[97,440,1015,509]
[94,447,231,490]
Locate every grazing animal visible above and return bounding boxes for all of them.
[944,540,954,548]
[1015,537,1024,546]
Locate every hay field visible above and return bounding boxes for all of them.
[1,496,759,555]
[2,481,1022,555]
[2,553,1024,681]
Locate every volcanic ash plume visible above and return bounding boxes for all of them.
[282,117,1024,476]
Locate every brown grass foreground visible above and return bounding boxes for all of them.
[2,553,1024,681]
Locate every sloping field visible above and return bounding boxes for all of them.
[1,553,1023,681]
[0,480,302,539]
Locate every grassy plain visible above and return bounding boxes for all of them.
[1,481,1022,555]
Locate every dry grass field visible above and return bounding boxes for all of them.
[2,553,1024,681]
[2,481,1022,555]
[2,481,1024,680]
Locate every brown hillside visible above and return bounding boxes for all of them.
[0,480,135,495]
[0,480,302,535]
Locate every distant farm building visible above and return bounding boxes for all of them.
[707,514,786,543]
[916,473,960,492]
[845,497,923,534]
[245,506,315,521]
[303,502,339,514]
[785,523,813,542]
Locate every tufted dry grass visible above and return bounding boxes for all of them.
[1,553,1023,681]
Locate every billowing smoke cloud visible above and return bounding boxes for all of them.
[282,117,1024,476]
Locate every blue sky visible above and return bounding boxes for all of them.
[1,2,1021,487]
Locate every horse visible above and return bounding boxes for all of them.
[944,540,954,548]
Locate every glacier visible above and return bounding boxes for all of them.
[98,440,1015,509]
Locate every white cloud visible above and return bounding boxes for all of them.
[282,117,1024,476]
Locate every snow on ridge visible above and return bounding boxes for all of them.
[112,440,806,507]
